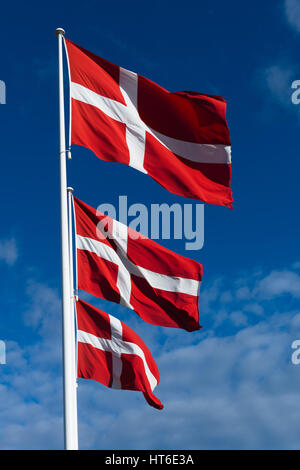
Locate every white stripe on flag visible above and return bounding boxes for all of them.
[119,68,147,173]
[112,220,133,309]
[109,315,123,389]
[77,327,158,390]
[76,234,200,297]
[71,81,231,164]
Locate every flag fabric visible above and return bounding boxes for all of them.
[65,39,233,208]
[74,196,203,332]
[76,298,163,410]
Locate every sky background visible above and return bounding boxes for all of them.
[0,0,300,449]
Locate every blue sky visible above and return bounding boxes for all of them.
[1,0,300,449]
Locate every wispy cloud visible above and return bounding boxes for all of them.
[256,61,300,125]
[285,0,300,32]
[77,307,300,450]
[0,238,18,266]
[255,269,300,299]
[23,280,62,366]
[264,64,295,107]
[255,1,300,119]
[2,264,300,449]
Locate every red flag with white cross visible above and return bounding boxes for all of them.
[65,39,233,208]
[73,196,203,332]
[77,298,163,410]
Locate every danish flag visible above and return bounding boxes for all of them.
[65,39,233,208]
[76,298,163,410]
[74,197,202,332]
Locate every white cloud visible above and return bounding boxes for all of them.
[2,265,300,449]
[219,291,233,303]
[285,0,300,32]
[0,238,18,266]
[22,280,63,368]
[229,310,248,327]
[76,309,300,450]
[259,2,300,115]
[24,281,60,334]
[244,303,264,316]
[263,64,294,107]
[0,339,63,449]
[255,270,300,299]
[0,382,63,449]
[0,281,65,449]
[235,285,251,300]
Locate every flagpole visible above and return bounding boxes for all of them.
[55,27,78,450]
[67,186,78,442]
[67,187,75,299]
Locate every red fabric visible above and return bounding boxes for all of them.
[71,99,130,165]
[65,38,233,208]
[66,40,124,102]
[77,298,163,410]
[144,132,232,206]
[138,77,230,144]
[77,249,120,304]
[130,275,200,329]
[74,197,203,332]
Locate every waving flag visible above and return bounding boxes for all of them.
[74,197,202,332]
[77,298,163,409]
[65,39,233,208]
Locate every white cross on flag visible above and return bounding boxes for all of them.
[76,298,163,409]
[65,39,233,208]
[74,197,203,332]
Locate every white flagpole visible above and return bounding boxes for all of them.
[67,186,78,443]
[67,187,75,300]
[55,27,78,450]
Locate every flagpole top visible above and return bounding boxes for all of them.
[55,28,65,37]
[67,187,74,193]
